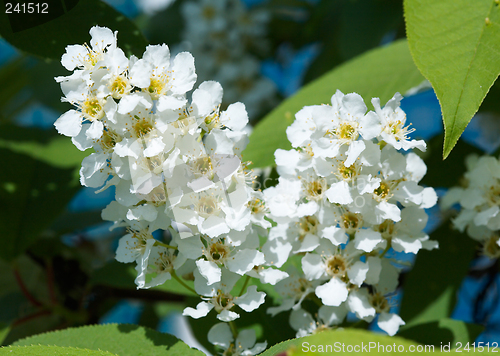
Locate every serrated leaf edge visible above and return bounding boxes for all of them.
[13,323,204,354]
[1,344,119,355]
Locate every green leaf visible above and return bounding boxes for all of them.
[0,136,87,169]
[90,261,137,289]
[243,40,425,168]
[13,324,204,356]
[0,149,80,261]
[338,0,403,61]
[0,345,117,356]
[404,0,500,159]
[398,318,484,346]
[0,323,10,346]
[259,329,420,356]
[399,222,477,325]
[0,0,147,60]
[301,0,405,83]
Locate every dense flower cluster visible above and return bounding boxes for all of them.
[442,154,500,258]
[54,25,439,353]
[54,26,275,355]
[176,0,276,119]
[263,91,437,336]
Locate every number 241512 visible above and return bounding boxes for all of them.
[5,3,48,13]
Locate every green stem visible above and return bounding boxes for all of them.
[238,275,251,297]
[172,271,197,295]
[229,320,239,339]
[154,241,177,250]
[380,243,391,258]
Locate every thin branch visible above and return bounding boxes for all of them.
[13,268,42,307]
[12,309,51,327]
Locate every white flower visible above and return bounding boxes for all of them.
[61,26,117,71]
[286,90,380,166]
[130,44,196,107]
[184,234,265,285]
[183,269,266,321]
[371,93,426,151]
[266,89,434,335]
[136,244,184,289]
[289,305,348,337]
[54,93,114,139]
[208,323,267,356]
[301,240,375,306]
[115,228,158,287]
[377,312,405,336]
[443,154,500,258]
[267,271,318,316]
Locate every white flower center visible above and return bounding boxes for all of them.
[369,292,390,313]
[211,289,234,312]
[248,197,266,214]
[204,111,222,132]
[487,182,500,207]
[189,156,214,178]
[482,235,500,259]
[290,278,312,299]
[146,73,170,100]
[109,75,130,99]
[133,114,155,137]
[205,240,231,264]
[154,250,175,273]
[195,195,221,218]
[302,177,328,201]
[376,219,395,240]
[337,161,358,182]
[128,229,153,254]
[297,215,319,240]
[325,255,347,278]
[383,118,414,142]
[82,96,105,121]
[328,121,359,144]
[341,211,362,235]
[139,185,167,206]
[83,43,103,69]
[98,128,122,153]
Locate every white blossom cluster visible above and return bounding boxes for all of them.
[176,0,276,119]
[442,154,500,258]
[54,26,273,355]
[262,91,438,336]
